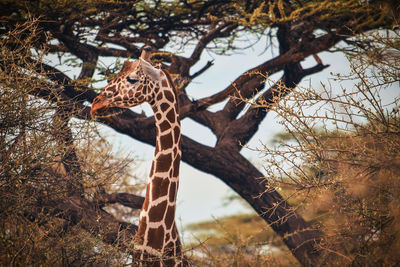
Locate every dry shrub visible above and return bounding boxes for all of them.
[0,19,138,266]
[257,30,400,266]
[186,214,299,267]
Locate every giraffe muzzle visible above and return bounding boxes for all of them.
[91,95,109,118]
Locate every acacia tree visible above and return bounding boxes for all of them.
[257,30,400,265]
[1,0,398,265]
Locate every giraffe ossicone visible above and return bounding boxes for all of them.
[91,48,188,267]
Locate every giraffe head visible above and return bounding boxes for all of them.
[91,47,161,117]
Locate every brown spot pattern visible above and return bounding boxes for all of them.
[160,133,173,150]
[169,182,177,203]
[156,153,172,173]
[175,238,182,254]
[160,102,169,112]
[164,241,175,254]
[107,85,116,93]
[173,126,180,143]
[151,177,170,200]
[149,164,155,177]
[143,184,150,211]
[173,155,180,177]
[159,120,170,132]
[136,219,147,241]
[164,233,170,243]
[165,205,175,230]
[146,226,164,250]
[148,200,167,222]
[171,225,177,239]
[164,90,174,102]
[166,109,176,123]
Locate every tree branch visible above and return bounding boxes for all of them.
[188,22,237,65]
[217,62,330,150]
[189,60,214,79]
[98,192,145,210]
[220,32,342,120]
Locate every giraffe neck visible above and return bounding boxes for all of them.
[135,76,183,265]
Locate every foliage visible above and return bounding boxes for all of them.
[235,0,391,30]
[256,30,400,265]
[0,20,138,266]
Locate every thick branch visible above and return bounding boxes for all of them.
[189,22,237,65]
[31,59,98,103]
[95,34,141,57]
[217,62,330,150]
[99,192,145,210]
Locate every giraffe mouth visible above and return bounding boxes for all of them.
[91,95,110,118]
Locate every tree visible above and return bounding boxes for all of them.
[0,0,398,265]
[256,29,400,265]
[186,27,400,266]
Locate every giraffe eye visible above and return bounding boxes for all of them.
[127,76,138,84]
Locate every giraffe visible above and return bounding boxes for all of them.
[91,46,187,266]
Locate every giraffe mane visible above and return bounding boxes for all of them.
[162,68,180,112]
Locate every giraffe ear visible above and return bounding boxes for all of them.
[139,58,161,81]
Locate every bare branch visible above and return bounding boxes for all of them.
[189,60,214,79]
